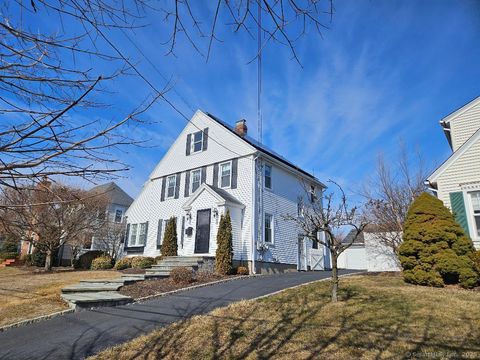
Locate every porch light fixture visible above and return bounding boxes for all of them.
[212,208,219,219]
[186,211,192,223]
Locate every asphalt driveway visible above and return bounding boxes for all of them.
[0,270,357,359]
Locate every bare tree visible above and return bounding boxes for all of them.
[361,144,428,259]
[1,1,333,195]
[286,181,368,302]
[92,220,127,262]
[0,180,106,270]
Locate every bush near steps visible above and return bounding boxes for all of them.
[399,193,479,288]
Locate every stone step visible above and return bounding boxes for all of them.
[61,291,133,309]
[145,269,171,276]
[62,283,122,293]
[121,274,146,280]
[157,259,203,266]
[151,264,198,271]
[80,278,127,284]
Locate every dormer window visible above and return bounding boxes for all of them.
[191,131,203,153]
[264,164,272,189]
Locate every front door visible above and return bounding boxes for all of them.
[195,209,211,253]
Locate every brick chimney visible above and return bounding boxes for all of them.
[234,119,247,137]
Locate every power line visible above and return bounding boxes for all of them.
[81,16,244,158]
[119,28,196,114]
[257,1,263,144]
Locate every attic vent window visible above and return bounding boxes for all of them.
[192,131,203,153]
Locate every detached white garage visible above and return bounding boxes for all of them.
[336,231,401,272]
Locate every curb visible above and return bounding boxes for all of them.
[133,274,263,303]
[248,271,367,301]
[0,308,75,333]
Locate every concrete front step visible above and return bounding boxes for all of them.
[61,291,133,309]
[145,270,170,276]
[151,264,199,271]
[62,283,123,293]
[80,278,128,284]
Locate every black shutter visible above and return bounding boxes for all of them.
[174,173,181,199]
[201,166,207,184]
[231,158,238,189]
[202,128,209,151]
[156,219,163,249]
[143,221,149,245]
[186,134,192,156]
[181,216,185,249]
[124,224,130,248]
[160,176,166,201]
[213,163,219,187]
[184,171,190,197]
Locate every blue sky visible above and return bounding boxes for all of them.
[65,0,480,197]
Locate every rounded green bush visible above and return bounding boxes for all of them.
[399,193,479,288]
[114,257,132,270]
[130,256,155,269]
[91,255,113,270]
[0,252,18,261]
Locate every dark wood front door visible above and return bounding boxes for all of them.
[194,209,211,253]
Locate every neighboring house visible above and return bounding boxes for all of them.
[426,96,480,249]
[57,182,134,264]
[336,230,401,272]
[125,110,327,273]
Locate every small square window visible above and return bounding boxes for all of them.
[264,164,272,189]
[470,191,480,237]
[167,175,177,198]
[191,169,201,193]
[264,213,273,243]
[220,162,232,188]
[191,131,203,153]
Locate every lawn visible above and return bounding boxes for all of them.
[91,274,480,360]
[0,267,121,327]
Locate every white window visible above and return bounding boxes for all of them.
[130,224,138,245]
[191,131,203,153]
[264,164,272,189]
[309,185,317,203]
[220,161,232,188]
[264,213,273,243]
[139,222,147,245]
[470,191,480,237]
[114,209,123,223]
[167,175,177,198]
[191,169,201,193]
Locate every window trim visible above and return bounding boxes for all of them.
[191,130,204,154]
[166,174,177,199]
[219,160,232,189]
[114,208,123,223]
[190,169,202,194]
[264,213,274,244]
[129,223,138,246]
[264,164,272,190]
[469,191,480,239]
[138,222,147,245]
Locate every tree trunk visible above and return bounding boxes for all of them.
[44,249,53,271]
[331,251,338,302]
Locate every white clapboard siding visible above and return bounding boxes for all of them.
[449,99,480,151]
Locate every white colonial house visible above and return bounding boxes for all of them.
[125,110,327,273]
[426,96,480,249]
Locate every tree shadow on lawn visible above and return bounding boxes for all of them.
[112,283,480,360]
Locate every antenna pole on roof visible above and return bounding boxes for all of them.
[257,0,262,144]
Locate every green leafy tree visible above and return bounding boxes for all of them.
[161,217,178,257]
[399,192,479,288]
[215,210,233,275]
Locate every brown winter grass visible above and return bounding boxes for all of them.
[0,267,120,327]
[90,274,480,360]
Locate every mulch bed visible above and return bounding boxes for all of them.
[119,272,235,299]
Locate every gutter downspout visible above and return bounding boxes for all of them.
[251,153,260,274]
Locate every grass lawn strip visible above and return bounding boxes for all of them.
[0,267,121,327]
[90,274,480,360]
